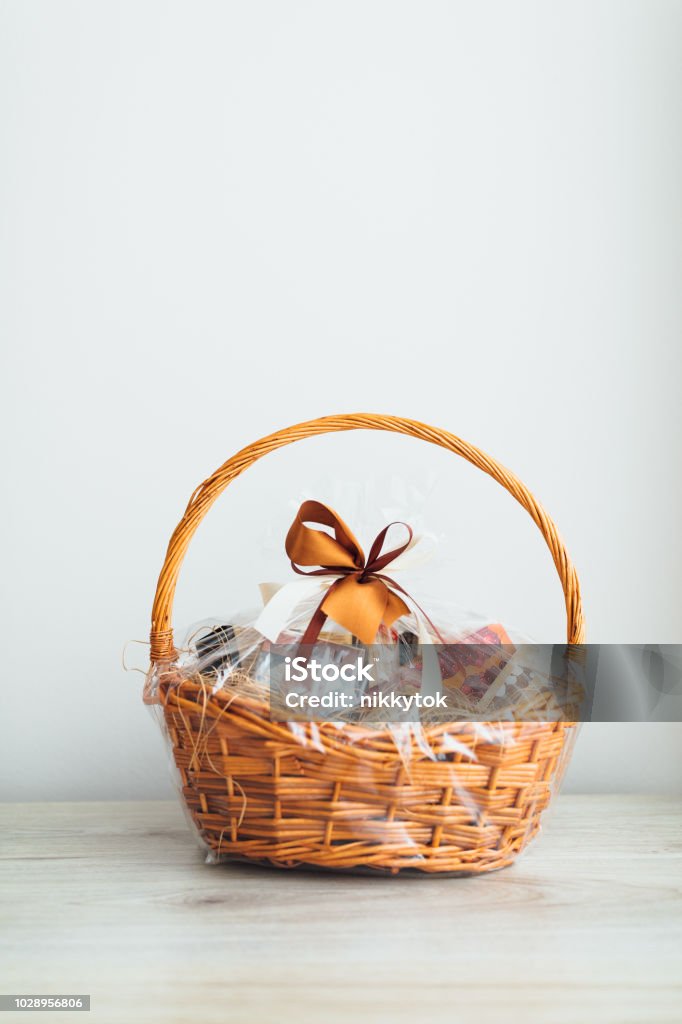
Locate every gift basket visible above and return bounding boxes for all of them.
[144,413,584,875]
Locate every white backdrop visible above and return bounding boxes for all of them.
[1,0,681,800]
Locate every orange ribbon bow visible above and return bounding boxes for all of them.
[286,500,416,645]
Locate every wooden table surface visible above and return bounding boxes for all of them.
[1,796,680,1024]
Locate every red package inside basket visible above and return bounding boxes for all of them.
[437,624,514,701]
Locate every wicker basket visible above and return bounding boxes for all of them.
[148,413,584,875]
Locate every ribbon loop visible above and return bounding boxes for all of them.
[286,500,365,573]
[364,522,413,575]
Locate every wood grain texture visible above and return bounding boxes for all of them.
[1,796,680,1024]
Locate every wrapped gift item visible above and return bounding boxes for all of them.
[144,413,584,876]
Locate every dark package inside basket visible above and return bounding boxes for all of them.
[144,414,584,876]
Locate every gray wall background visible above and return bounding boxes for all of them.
[1,0,681,799]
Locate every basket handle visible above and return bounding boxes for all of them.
[150,413,584,661]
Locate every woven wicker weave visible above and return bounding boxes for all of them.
[148,414,584,875]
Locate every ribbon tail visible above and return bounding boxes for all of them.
[254,576,337,642]
[321,577,390,645]
[299,602,330,646]
[410,604,439,646]
[375,575,445,645]
[379,531,438,573]
[383,589,410,629]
